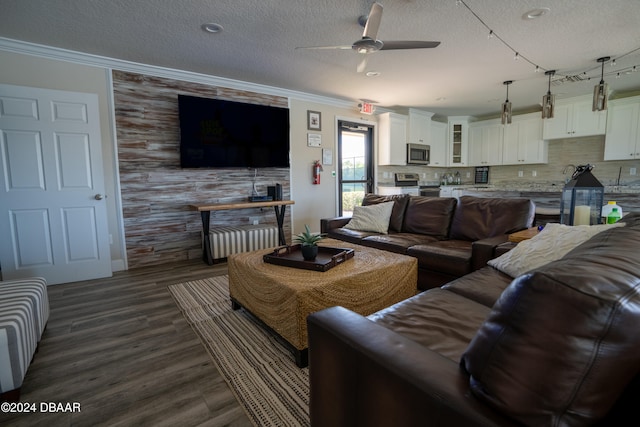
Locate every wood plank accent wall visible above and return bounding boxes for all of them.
[112,70,291,268]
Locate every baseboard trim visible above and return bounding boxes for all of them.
[111,259,127,272]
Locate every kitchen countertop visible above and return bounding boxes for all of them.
[439,184,640,193]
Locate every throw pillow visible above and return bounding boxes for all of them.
[344,201,394,234]
[362,193,409,233]
[488,222,625,277]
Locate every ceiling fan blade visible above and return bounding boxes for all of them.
[362,3,383,40]
[295,45,353,50]
[379,40,441,50]
[357,55,369,73]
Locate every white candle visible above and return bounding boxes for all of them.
[574,205,591,226]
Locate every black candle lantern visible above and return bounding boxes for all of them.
[560,164,604,226]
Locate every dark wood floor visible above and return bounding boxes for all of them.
[0,260,253,427]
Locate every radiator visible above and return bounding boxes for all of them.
[208,225,278,259]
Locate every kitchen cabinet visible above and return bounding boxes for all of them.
[429,120,448,167]
[377,186,419,196]
[503,113,548,164]
[542,95,607,139]
[448,117,470,166]
[408,109,434,146]
[440,185,465,198]
[468,119,503,166]
[378,112,408,165]
[604,96,640,160]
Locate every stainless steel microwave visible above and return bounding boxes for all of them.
[407,143,430,165]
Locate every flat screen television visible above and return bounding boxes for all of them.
[178,95,290,168]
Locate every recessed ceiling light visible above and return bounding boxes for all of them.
[201,23,223,33]
[523,8,550,20]
[365,71,381,77]
[436,97,446,102]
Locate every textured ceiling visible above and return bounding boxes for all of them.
[2,0,640,117]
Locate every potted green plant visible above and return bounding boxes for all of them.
[293,224,326,261]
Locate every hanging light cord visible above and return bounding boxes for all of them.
[456,0,539,70]
[455,0,640,81]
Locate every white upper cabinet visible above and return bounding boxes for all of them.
[429,120,448,167]
[542,95,607,139]
[604,96,640,160]
[448,117,470,166]
[503,113,548,165]
[408,109,434,146]
[468,119,503,166]
[378,112,408,165]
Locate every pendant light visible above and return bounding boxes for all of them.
[592,56,610,111]
[501,80,513,125]
[542,70,556,119]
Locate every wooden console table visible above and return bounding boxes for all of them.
[189,200,295,265]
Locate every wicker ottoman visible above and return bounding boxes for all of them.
[0,277,49,400]
[228,239,417,367]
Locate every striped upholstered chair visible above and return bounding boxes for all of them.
[0,277,49,401]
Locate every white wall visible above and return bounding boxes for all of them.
[0,50,127,271]
[289,99,378,235]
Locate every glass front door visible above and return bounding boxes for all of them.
[338,121,374,216]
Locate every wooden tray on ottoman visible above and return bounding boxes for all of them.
[263,244,354,272]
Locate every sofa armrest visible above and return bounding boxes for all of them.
[307,306,516,427]
[471,234,510,271]
[320,216,351,233]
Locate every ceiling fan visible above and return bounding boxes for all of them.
[296,2,440,73]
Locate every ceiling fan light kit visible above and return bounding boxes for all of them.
[296,2,440,73]
[593,56,611,111]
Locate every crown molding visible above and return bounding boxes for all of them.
[0,37,355,109]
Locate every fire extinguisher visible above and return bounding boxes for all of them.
[312,160,323,185]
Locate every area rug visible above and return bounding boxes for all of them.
[167,276,310,427]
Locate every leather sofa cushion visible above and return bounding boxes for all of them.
[402,196,457,239]
[361,233,439,254]
[407,240,472,277]
[450,196,534,241]
[368,288,491,362]
[362,193,410,233]
[461,223,640,426]
[326,227,379,245]
[441,266,513,308]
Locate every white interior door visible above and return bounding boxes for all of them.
[0,84,111,285]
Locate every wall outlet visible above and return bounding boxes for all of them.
[518,170,523,178]
[434,172,439,179]
[532,170,537,177]
[422,173,426,179]
[383,172,389,178]
[631,167,637,176]
[249,216,260,225]
[466,172,471,178]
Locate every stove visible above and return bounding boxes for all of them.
[394,173,419,187]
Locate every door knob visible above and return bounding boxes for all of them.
[94,194,104,200]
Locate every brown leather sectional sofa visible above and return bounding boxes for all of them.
[321,194,535,290]
[308,213,640,426]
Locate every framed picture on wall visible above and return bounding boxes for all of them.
[307,110,321,131]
